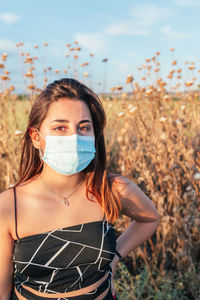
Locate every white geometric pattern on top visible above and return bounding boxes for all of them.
[13,220,116,296]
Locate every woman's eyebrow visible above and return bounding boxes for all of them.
[50,119,91,123]
[79,119,91,124]
[50,119,69,123]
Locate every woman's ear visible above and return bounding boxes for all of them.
[29,128,42,149]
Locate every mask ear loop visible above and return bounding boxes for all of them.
[36,128,46,140]
[36,129,45,160]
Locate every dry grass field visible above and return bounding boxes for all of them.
[0,44,200,299]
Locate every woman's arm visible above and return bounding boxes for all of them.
[0,190,15,300]
[112,176,159,269]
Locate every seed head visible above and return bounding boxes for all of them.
[9,86,15,91]
[164,95,170,100]
[27,84,35,90]
[118,112,124,118]
[159,117,167,122]
[81,62,89,67]
[194,173,200,180]
[1,75,10,81]
[25,72,34,78]
[126,74,134,84]
[24,57,33,64]
[184,81,193,87]
[188,66,195,70]
[129,107,137,114]
[1,53,8,61]
[14,130,23,136]
[146,89,153,95]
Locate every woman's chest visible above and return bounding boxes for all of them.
[14,221,116,272]
[14,192,103,240]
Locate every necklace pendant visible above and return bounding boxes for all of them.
[62,197,69,207]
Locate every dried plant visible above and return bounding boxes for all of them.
[0,44,200,299]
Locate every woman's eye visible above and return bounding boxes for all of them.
[55,126,66,131]
[80,126,90,132]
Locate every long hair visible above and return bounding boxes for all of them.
[17,78,121,223]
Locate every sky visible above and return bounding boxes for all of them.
[0,0,200,93]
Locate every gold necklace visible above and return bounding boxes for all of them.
[40,177,84,207]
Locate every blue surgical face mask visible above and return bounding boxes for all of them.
[37,130,96,175]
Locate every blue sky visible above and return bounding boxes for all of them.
[0,0,200,93]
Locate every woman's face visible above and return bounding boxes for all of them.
[36,98,95,151]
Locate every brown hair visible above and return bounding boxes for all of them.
[17,78,121,222]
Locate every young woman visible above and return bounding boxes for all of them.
[0,78,159,300]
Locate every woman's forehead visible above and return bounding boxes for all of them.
[45,98,92,121]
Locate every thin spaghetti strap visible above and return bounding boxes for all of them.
[102,211,106,222]
[13,187,20,240]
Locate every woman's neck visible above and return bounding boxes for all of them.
[39,164,85,194]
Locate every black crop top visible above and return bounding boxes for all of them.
[12,188,117,296]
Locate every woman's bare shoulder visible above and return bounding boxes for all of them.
[0,188,13,214]
[0,189,14,235]
[111,174,159,221]
[110,174,133,195]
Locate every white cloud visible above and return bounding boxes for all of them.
[174,0,200,7]
[130,4,173,27]
[161,25,193,38]
[74,33,107,53]
[0,39,16,52]
[0,13,20,24]
[104,4,173,37]
[105,21,150,36]
[111,59,132,74]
